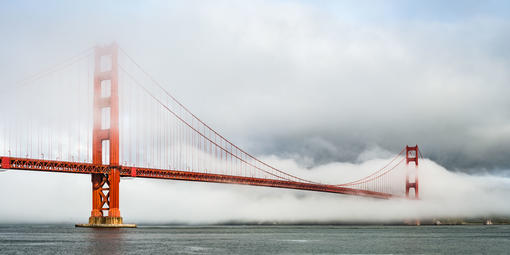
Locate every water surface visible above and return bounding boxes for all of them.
[1,224,509,254]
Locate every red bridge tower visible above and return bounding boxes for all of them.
[89,43,123,226]
[405,145,419,199]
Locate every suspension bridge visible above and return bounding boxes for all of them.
[0,43,420,227]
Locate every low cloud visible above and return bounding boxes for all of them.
[1,1,510,223]
[1,150,508,224]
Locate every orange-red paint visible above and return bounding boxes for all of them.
[405,145,419,199]
[0,156,396,199]
[92,43,121,219]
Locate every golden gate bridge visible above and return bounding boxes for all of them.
[0,43,420,227]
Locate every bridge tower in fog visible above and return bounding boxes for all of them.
[90,43,123,225]
[405,145,419,199]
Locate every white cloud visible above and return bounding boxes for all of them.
[1,154,508,223]
[1,1,510,223]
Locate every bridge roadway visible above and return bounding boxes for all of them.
[0,156,394,199]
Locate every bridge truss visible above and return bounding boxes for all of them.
[0,43,420,226]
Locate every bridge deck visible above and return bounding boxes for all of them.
[0,156,394,199]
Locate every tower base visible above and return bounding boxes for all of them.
[75,216,136,228]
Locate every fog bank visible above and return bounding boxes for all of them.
[0,150,508,224]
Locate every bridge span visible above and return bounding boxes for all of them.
[0,43,420,227]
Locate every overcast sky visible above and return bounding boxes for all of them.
[2,0,510,223]
[1,0,510,172]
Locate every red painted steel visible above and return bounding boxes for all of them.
[92,43,121,218]
[1,157,10,169]
[405,145,419,199]
[0,156,396,199]
[0,44,421,224]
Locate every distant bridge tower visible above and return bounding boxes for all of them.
[90,43,122,225]
[405,145,419,199]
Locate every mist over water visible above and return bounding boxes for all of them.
[0,1,510,226]
[0,149,508,224]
